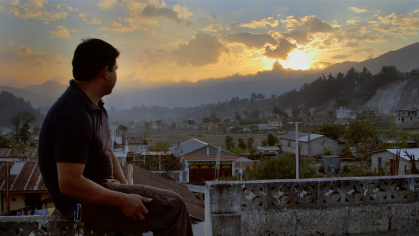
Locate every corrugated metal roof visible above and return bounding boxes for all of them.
[0,161,46,192]
[122,165,205,221]
[256,146,279,151]
[234,163,255,168]
[183,155,238,161]
[140,151,172,156]
[169,138,208,157]
[236,157,252,162]
[278,132,324,142]
[0,148,38,158]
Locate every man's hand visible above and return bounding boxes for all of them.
[121,194,153,222]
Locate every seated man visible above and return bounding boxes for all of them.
[38,38,193,236]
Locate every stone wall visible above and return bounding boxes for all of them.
[0,216,125,236]
[206,176,419,235]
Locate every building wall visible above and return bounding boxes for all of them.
[370,151,417,175]
[188,146,230,156]
[280,137,341,156]
[395,116,419,124]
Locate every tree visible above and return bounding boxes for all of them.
[203,117,211,132]
[155,120,162,133]
[9,110,36,157]
[0,134,12,148]
[243,153,317,180]
[291,107,300,119]
[237,138,246,150]
[318,122,345,140]
[249,109,260,119]
[234,111,241,120]
[267,133,276,146]
[261,139,268,146]
[32,125,40,135]
[225,136,234,150]
[187,120,195,130]
[152,141,171,151]
[247,137,254,152]
[169,122,176,132]
[142,121,152,131]
[118,124,128,133]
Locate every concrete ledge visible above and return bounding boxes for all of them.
[0,216,124,236]
[206,176,419,235]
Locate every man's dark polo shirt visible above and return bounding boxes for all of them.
[38,80,113,218]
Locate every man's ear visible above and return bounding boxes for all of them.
[99,66,109,80]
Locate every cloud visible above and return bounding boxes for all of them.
[201,24,225,32]
[240,17,279,28]
[98,17,155,32]
[282,30,310,45]
[331,55,348,59]
[349,7,367,13]
[198,14,216,22]
[0,3,68,21]
[224,32,277,48]
[345,42,359,48]
[9,41,13,46]
[139,5,192,26]
[9,0,19,6]
[76,13,102,25]
[281,15,336,33]
[67,6,77,11]
[96,0,117,10]
[264,38,297,60]
[334,26,388,43]
[103,34,108,38]
[172,4,193,19]
[142,33,229,67]
[49,25,73,39]
[16,45,32,56]
[99,21,138,33]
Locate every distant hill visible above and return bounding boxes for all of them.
[0,85,54,108]
[23,80,67,99]
[0,91,45,128]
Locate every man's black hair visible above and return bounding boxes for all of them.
[72,38,120,82]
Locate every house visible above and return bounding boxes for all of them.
[122,134,143,145]
[395,107,419,124]
[234,157,256,180]
[169,138,238,183]
[0,161,53,215]
[278,132,342,156]
[370,149,419,175]
[336,107,356,120]
[256,124,274,131]
[256,146,280,154]
[268,118,283,127]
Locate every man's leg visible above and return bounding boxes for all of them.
[81,182,193,236]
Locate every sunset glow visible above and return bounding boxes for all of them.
[279,49,311,70]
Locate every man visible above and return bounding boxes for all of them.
[38,38,193,235]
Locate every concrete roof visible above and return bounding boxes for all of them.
[371,149,419,161]
[278,132,324,142]
[256,146,279,151]
[236,157,253,162]
[169,138,208,157]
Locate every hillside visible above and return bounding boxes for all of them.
[0,85,55,108]
[0,91,45,128]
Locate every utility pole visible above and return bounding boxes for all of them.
[6,162,10,216]
[308,129,311,158]
[295,122,299,179]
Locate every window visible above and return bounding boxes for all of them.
[288,141,290,147]
[378,157,382,166]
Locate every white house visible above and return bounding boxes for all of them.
[370,149,419,175]
[336,107,356,120]
[268,118,283,127]
[395,107,419,124]
[256,146,279,154]
[278,132,342,157]
[234,157,256,180]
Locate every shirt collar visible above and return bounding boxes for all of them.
[68,79,105,111]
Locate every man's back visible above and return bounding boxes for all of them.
[38,80,113,218]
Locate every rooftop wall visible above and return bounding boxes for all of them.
[0,216,121,236]
[206,175,419,236]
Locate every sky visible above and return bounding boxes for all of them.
[1,0,419,89]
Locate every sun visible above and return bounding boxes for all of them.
[279,49,311,70]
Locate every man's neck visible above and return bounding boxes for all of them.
[74,80,102,106]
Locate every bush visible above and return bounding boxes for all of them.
[243,153,318,180]
[318,166,325,173]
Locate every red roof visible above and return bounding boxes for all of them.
[0,161,47,192]
[122,165,205,221]
[183,155,238,161]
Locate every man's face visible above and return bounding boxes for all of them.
[105,61,118,95]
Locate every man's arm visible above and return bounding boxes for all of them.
[57,162,151,221]
[109,143,128,184]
